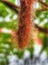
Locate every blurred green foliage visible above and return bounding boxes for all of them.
[0,0,48,58]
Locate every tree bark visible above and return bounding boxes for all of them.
[17,0,37,49]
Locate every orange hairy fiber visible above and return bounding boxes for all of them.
[17,0,37,49]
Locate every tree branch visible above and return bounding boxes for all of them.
[38,0,48,9]
[36,8,48,12]
[35,24,48,34]
[0,0,20,13]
